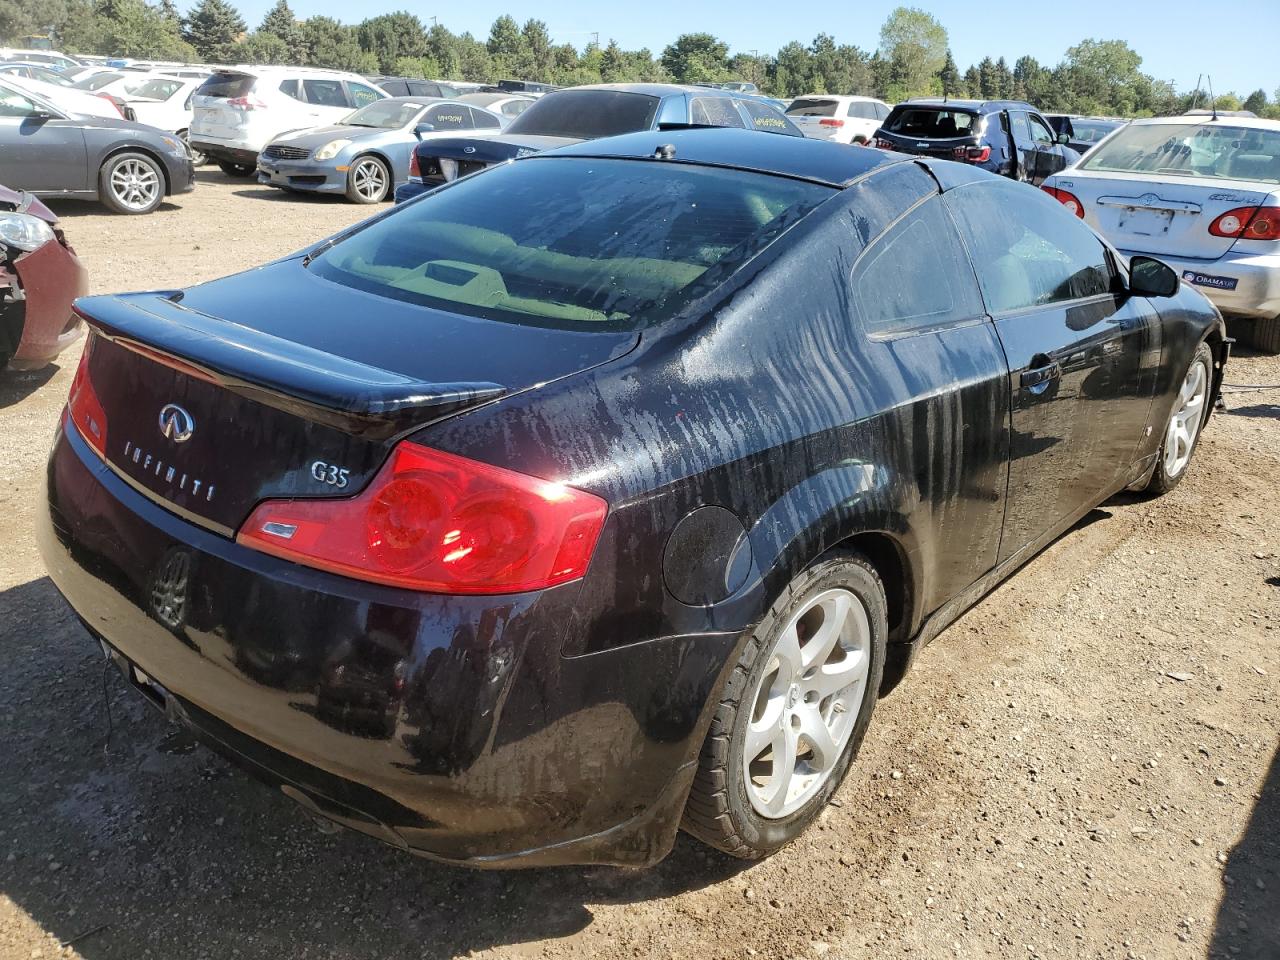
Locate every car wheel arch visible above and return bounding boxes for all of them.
[100,145,171,196]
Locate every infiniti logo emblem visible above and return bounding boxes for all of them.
[158,404,195,443]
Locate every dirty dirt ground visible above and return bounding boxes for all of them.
[0,171,1276,960]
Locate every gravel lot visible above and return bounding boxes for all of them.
[1,171,1277,960]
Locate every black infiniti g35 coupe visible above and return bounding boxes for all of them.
[40,128,1227,868]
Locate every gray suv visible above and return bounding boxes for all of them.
[0,76,195,214]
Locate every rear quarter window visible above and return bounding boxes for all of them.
[739,99,792,133]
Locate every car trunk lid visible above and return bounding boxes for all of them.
[191,70,258,139]
[1060,170,1272,259]
[72,257,638,535]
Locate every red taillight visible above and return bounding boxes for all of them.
[408,151,421,181]
[873,137,895,151]
[67,337,108,458]
[952,145,991,163]
[238,441,608,594]
[1042,185,1085,218]
[95,92,124,118]
[227,95,266,111]
[1209,206,1280,241]
[818,118,844,128]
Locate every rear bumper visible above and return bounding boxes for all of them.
[37,421,736,867]
[393,179,430,204]
[256,158,345,195]
[1123,248,1280,320]
[5,236,88,368]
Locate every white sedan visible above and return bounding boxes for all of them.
[120,75,208,162]
[1043,115,1280,352]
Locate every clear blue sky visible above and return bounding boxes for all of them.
[215,0,1279,96]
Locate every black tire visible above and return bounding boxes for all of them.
[98,151,165,215]
[179,131,206,166]
[1249,315,1280,354]
[217,160,255,178]
[851,134,869,146]
[682,551,887,858]
[1143,341,1213,496]
[345,155,391,204]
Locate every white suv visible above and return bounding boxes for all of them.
[785,95,892,145]
[189,66,386,176]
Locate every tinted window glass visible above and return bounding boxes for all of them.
[348,81,383,107]
[303,78,346,107]
[505,90,660,139]
[945,180,1113,314]
[381,79,409,97]
[1071,119,1120,143]
[422,103,467,129]
[278,78,301,100]
[74,71,124,91]
[738,98,791,132]
[847,101,879,120]
[310,157,832,330]
[875,102,890,120]
[1080,122,1280,183]
[196,72,255,99]
[468,106,501,129]
[501,99,530,117]
[882,107,976,138]
[786,98,839,117]
[853,198,983,334]
[691,96,744,128]
[405,81,432,97]
[1028,114,1054,144]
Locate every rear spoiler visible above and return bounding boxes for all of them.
[75,292,506,440]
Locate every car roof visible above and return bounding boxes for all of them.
[460,92,530,106]
[1128,114,1280,131]
[900,98,1034,113]
[791,94,883,103]
[565,82,746,99]
[539,127,906,187]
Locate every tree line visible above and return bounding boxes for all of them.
[5,0,1278,119]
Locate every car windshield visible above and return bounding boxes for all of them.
[1080,122,1280,183]
[786,99,839,117]
[309,157,832,329]
[127,78,182,100]
[504,90,660,139]
[882,108,977,138]
[73,71,123,91]
[342,99,426,128]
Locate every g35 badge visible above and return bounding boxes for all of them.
[311,460,351,488]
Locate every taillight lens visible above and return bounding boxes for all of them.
[238,441,608,595]
[1209,206,1280,241]
[95,93,124,118]
[408,151,421,181]
[818,118,844,128]
[227,95,266,111]
[873,137,895,151]
[1042,185,1085,218]
[67,337,108,458]
[952,145,991,163]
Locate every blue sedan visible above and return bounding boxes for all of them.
[257,97,505,203]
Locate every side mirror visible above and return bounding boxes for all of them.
[1056,132,1071,145]
[413,122,435,137]
[1128,255,1179,298]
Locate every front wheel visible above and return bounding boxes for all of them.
[682,552,887,858]
[99,152,165,214]
[1143,341,1213,495]
[346,155,390,204]
[217,160,255,178]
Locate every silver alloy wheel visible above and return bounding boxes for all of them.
[1163,356,1208,478]
[109,157,160,211]
[351,158,387,201]
[743,587,871,819]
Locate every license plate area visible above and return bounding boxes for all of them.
[1117,206,1175,236]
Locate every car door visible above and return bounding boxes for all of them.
[1004,110,1038,182]
[944,178,1160,562]
[849,192,1011,604]
[0,88,88,192]
[1028,111,1068,182]
[300,77,350,124]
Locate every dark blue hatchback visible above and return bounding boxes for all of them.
[873,98,1080,185]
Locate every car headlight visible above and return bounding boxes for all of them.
[313,139,351,161]
[0,212,55,252]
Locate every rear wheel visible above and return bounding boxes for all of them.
[1249,315,1280,354]
[1143,341,1212,495]
[99,152,164,215]
[179,131,206,166]
[346,155,390,204]
[682,552,886,858]
[217,160,255,178]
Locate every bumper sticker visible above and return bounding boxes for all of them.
[1182,270,1239,291]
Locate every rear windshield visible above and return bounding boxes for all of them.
[309,157,832,329]
[504,90,659,139]
[196,72,255,100]
[127,78,183,100]
[73,71,124,91]
[787,98,839,117]
[1080,123,1280,183]
[882,107,978,139]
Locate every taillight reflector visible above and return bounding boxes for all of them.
[1042,185,1085,218]
[818,118,844,128]
[67,338,108,457]
[873,137,895,151]
[227,95,266,110]
[408,151,421,181]
[952,145,991,163]
[238,441,608,595]
[1209,206,1280,241]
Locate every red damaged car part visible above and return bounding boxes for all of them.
[0,186,88,371]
